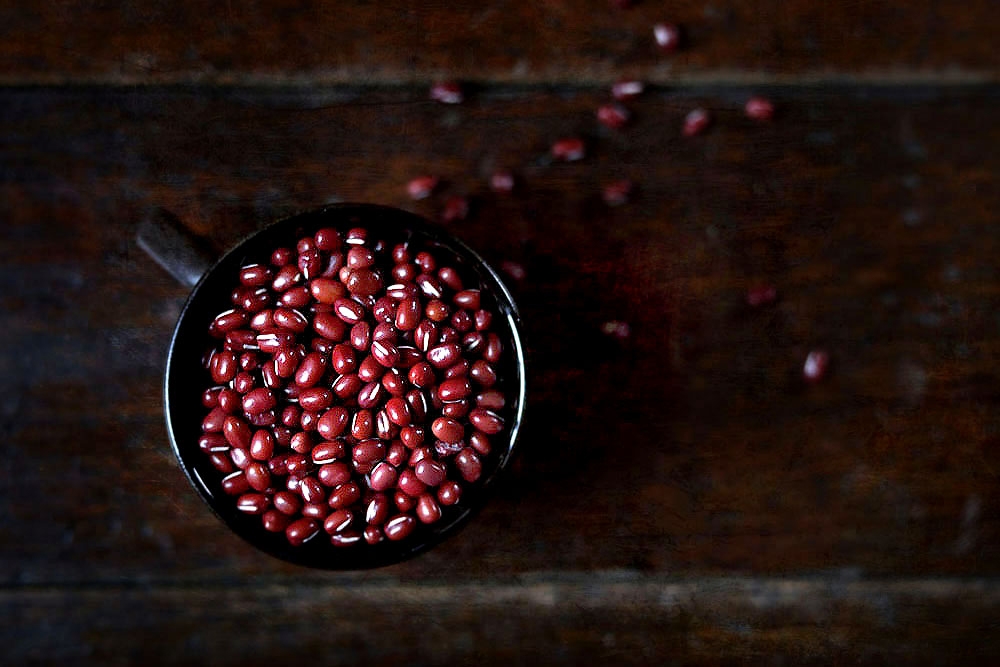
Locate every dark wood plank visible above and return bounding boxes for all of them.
[4,577,1000,665]
[2,85,1000,584]
[1,1,998,85]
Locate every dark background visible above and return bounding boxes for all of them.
[2,1,999,664]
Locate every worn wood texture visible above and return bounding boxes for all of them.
[1,1,998,85]
[5,577,1000,664]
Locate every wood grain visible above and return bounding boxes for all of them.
[1,1,998,85]
[2,86,999,588]
[5,577,1000,665]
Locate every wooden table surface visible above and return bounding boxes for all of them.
[3,2,1000,664]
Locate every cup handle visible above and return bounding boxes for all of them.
[137,208,216,288]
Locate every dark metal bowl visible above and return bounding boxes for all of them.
[164,203,526,568]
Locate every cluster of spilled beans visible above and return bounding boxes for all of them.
[198,225,507,548]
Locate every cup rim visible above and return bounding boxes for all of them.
[164,203,527,569]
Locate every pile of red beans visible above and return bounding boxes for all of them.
[198,225,507,548]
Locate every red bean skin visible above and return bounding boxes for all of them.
[350,321,372,351]
[394,490,417,512]
[302,502,331,519]
[311,440,346,465]
[416,494,443,524]
[202,407,228,433]
[309,277,346,305]
[451,310,474,333]
[371,340,400,368]
[328,482,362,509]
[286,518,321,546]
[406,389,429,423]
[223,416,252,449]
[400,425,425,449]
[299,410,319,432]
[225,329,258,352]
[331,531,364,547]
[347,268,382,297]
[334,298,366,325]
[285,454,313,476]
[455,448,483,482]
[437,480,462,506]
[395,296,422,331]
[442,400,470,419]
[294,352,327,387]
[270,247,293,267]
[435,439,464,458]
[386,441,407,467]
[683,108,711,137]
[403,366,431,393]
[380,396,410,427]
[209,452,234,473]
[353,438,386,465]
[237,493,270,515]
[439,378,472,402]
[262,509,291,533]
[209,351,238,383]
[324,509,355,535]
[384,514,416,541]
[274,490,303,516]
[240,264,273,287]
[437,266,464,292]
[318,462,352,488]
[425,299,449,323]
[428,343,461,369]
[290,431,314,455]
[255,331,296,354]
[358,356,385,384]
[298,248,322,280]
[274,346,303,378]
[365,494,391,526]
[381,368,406,396]
[397,346,422,369]
[299,476,326,504]
[414,251,436,273]
[351,409,375,440]
[245,462,272,492]
[375,409,395,441]
[332,373,363,400]
[313,312,348,341]
[233,371,254,396]
[331,344,358,374]
[357,381,384,410]
[484,334,503,363]
[414,460,447,487]
[248,430,274,462]
[242,388,276,415]
[414,321,438,352]
[745,96,776,121]
[314,227,341,251]
[212,309,249,337]
[317,407,349,440]
[469,408,504,435]
[430,417,463,443]
[261,362,281,389]
[221,470,250,496]
[453,289,481,310]
[299,387,333,412]
[470,360,497,387]
[397,469,427,498]
[199,433,229,453]
[230,447,251,470]
[469,431,492,456]
[369,461,399,492]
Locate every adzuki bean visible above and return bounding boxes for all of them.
[197,225,512,551]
